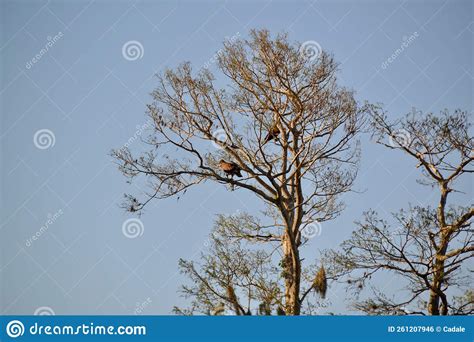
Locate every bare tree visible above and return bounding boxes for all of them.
[325,109,473,315]
[173,213,283,315]
[173,213,330,315]
[449,289,474,315]
[113,29,374,314]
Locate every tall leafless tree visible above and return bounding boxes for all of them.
[325,109,473,315]
[113,30,375,315]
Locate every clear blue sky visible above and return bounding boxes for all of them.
[1,0,472,314]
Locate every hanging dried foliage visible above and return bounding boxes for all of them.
[313,265,327,299]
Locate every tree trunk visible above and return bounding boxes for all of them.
[428,289,440,315]
[428,244,448,315]
[282,230,301,315]
[427,182,450,316]
[427,274,448,315]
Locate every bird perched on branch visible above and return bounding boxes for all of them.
[218,159,242,178]
[263,123,280,144]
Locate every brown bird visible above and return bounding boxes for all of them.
[218,159,242,177]
[263,124,280,144]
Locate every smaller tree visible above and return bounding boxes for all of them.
[325,109,473,315]
[449,289,474,315]
[174,213,330,315]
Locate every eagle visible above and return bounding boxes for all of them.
[218,159,242,177]
[263,124,280,144]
